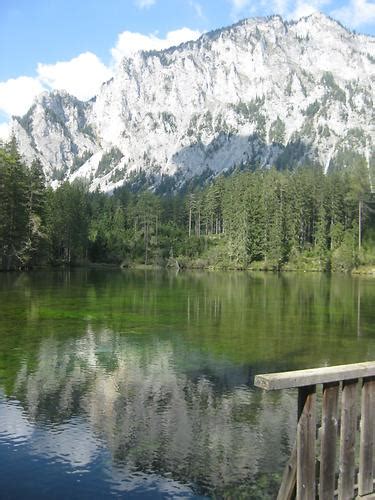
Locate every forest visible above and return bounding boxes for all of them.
[0,138,374,272]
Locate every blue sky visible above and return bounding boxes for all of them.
[0,0,374,137]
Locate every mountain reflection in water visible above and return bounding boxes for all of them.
[0,270,374,498]
[2,328,295,497]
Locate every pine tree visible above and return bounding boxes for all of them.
[47,180,90,264]
[314,202,328,267]
[0,139,30,270]
[26,159,47,266]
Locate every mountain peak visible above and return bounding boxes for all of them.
[12,14,374,192]
[303,11,334,22]
[291,11,351,35]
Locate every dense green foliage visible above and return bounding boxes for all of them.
[0,139,46,270]
[0,139,373,271]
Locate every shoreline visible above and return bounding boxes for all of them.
[1,262,374,275]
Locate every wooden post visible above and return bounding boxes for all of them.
[276,443,297,500]
[338,379,358,500]
[297,385,316,500]
[254,362,375,500]
[319,382,339,500]
[359,377,375,496]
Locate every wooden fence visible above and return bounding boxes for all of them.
[254,362,375,499]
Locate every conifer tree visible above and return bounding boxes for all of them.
[0,139,29,269]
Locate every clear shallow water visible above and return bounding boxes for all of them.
[0,270,374,499]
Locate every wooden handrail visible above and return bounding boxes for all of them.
[254,362,375,500]
[254,361,375,390]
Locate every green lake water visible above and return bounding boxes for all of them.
[0,269,374,498]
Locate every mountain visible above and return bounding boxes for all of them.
[11,13,375,192]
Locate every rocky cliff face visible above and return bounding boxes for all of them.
[11,13,375,191]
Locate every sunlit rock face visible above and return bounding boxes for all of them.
[11,13,374,192]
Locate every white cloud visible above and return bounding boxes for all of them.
[37,52,113,101]
[135,0,156,8]
[331,0,375,27]
[0,26,201,123]
[32,419,99,467]
[190,0,205,18]
[0,122,11,141]
[287,0,333,19]
[288,1,321,18]
[229,0,251,18]
[271,0,291,15]
[229,0,262,22]
[231,0,251,9]
[0,399,34,440]
[163,27,201,45]
[111,27,201,64]
[0,53,112,120]
[0,76,45,117]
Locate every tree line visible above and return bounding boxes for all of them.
[0,139,373,272]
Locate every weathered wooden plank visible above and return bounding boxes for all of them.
[338,379,358,500]
[356,479,375,498]
[277,441,297,500]
[254,361,375,390]
[297,385,316,500]
[320,382,339,500]
[359,377,375,496]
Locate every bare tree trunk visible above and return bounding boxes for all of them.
[358,199,362,252]
[145,222,148,265]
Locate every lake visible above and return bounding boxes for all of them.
[0,270,374,499]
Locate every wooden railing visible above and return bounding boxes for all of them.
[254,362,375,500]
